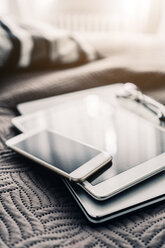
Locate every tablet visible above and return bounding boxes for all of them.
[63,171,165,223]
[13,100,165,200]
[79,107,165,200]
[14,84,165,223]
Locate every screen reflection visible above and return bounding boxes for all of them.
[15,131,100,173]
[17,93,165,184]
[88,107,165,185]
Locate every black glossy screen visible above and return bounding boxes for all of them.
[15,130,100,173]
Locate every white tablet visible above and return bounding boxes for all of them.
[12,102,165,200]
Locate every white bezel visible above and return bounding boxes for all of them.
[6,129,112,182]
[79,153,165,200]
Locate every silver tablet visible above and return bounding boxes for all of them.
[63,172,165,223]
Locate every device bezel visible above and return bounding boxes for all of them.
[79,152,165,200]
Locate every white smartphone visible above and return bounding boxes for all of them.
[6,129,112,182]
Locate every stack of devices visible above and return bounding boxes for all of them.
[6,83,165,223]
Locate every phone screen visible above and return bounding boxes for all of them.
[14,130,100,173]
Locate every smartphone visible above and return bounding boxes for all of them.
[6,129,112,182]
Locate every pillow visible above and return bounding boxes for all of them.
[0,17,100,72]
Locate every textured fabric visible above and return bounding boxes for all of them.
[0,59,165,247]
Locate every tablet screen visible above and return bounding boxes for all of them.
[15,96,165,184]
[87,108,165,185]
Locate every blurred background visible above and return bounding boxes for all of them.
[1,0,165,97]
[1,0,165,35]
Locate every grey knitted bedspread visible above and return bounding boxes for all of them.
[0,60,165,247]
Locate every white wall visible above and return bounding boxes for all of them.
[1,0,164,34]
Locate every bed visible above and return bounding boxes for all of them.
[0,33,165,247]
